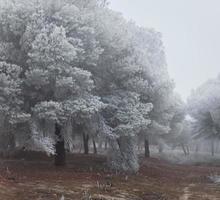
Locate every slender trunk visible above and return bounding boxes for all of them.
[93,139,97,154]
[78,142,82,153]
[186,145,190,155]
[211,139,215,156]
[54,123,66,166]
[104,140,108,150]
[137,142,141,152]
[158,144,163,153]
[215,141,219,153]
[83,132,89,154]
[144,139,150,158]
[8,133,15,152]
[181,144,187,156]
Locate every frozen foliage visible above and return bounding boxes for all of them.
[188,77,220,140]
[29,120,56,155]
[0,61,30,151]
[0,0,177,171]
[103,92,153,171]
[208,174,220,184]
[0,62,23,120]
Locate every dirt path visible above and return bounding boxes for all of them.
[179,186,190,200]
[179,184,194,200]
[178,183,220,200]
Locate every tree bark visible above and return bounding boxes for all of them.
[83,132,89,154]
[158,145,163,153]
[104,140,108,150]
[93,139,97,154]
[211,139,215,156]
[54,123,66,166]
[181,144,187,156]
[144,139,150,158]
[7,133,15,152]
[186,145,190,155]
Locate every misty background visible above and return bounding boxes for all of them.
[110,0,220,101]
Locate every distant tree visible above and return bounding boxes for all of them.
[188,77,220,155]
[92,14,175,167]
[165,97,192,156]
[129,27,175,157]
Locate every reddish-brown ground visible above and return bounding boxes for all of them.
[0,153,220,200]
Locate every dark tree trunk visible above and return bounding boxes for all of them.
[54,123,66,166]
[186,145,190,155]
[144,139,150,158]
[104,140,108,150]
[93,139,97,154]
[211,139,215,156]
[83,132,89,154]
[181,144,187,156]
[8,133,15,152]
[158,145,163,153]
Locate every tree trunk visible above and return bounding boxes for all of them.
[93,139,97,154]
[54,123,66,166]
[186,145,190,155]
[83,132,89,154]
[104,140,108,150]
[181,144,187,156]
[158,144,163,153]
[144,139,150,158]
[7,133,15,152]
[78,142,82,153]
[211,139,215,156]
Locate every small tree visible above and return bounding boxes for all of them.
[102,91,152,171]
[188,78,220,141]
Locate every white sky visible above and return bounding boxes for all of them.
[109,0,220,101]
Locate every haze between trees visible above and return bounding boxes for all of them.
[0,0,217,173]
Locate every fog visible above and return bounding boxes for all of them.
[1,1,220,199]
[109,0,220,101]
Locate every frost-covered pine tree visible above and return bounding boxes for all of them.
[0,62,30,152]
[0,0,105,165]
[188,77,220,141]
[163,94,190,155]
[0,0,178,171]
[91,10,173,170]
[126,25,175,157]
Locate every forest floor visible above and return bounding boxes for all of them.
[0,153,220,200]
